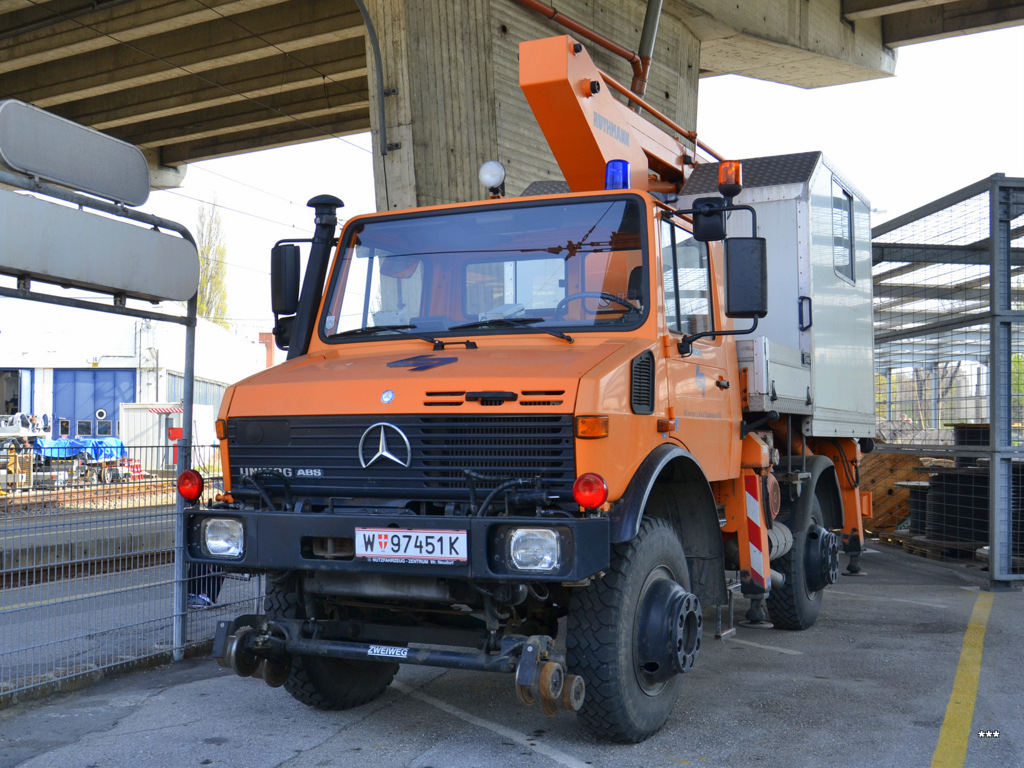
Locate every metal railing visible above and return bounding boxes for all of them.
[0,443,263,705]
[867,175,1024,586]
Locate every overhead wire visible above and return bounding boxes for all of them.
[162,189,310,232]
[189,166,304,207]
[163,189,349,238]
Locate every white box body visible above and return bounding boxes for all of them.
[681,152,875,438]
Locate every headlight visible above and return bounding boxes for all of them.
[509,528,560,571]
[201,517,244,558]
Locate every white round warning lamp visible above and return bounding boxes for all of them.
[478,160,506,193]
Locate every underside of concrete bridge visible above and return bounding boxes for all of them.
[0,0,1020,206]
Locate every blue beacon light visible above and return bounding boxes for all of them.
[604,159,630,190]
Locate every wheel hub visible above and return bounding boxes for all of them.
[804,525,840,593]
[636,579,702,686]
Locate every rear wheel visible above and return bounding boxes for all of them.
[264,578,397,710]
[767,492,838,630]
[566,516,696,743]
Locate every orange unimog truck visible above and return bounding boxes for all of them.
[183,36,874,743]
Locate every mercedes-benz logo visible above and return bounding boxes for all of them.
[358,422,412,468]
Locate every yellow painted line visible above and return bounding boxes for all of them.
[931,591,994,768]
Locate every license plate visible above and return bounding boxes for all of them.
[355,527,468,565]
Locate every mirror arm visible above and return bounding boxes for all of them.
[666,202,758,239]
[677,316,758,357]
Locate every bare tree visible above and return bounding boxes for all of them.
[196,201,229,328]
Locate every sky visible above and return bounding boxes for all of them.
[141,25,1024,342]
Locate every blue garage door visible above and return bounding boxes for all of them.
[52,369,136,439]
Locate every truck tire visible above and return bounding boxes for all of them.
[766,493,827,631]
[264,579,397,710]
[566,516,690,743]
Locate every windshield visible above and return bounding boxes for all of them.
[319,196,647,341]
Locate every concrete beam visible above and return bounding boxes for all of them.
[842,1,963,21]
[56,44,366,130]
[882,0,1024,45]
[142,147,187,190]
[7,8,365,108]
[674,0,897,87]
[125,85,368,147]
[0,0,374,173]
[0,0,293,74]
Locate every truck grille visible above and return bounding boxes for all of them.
[228,414,575,501]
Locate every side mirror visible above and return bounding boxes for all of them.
[690,197,727,242]
[724,237,768,318]
[270,244,300,316]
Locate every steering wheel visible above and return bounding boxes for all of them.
[555,291,639,320]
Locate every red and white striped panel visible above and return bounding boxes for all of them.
[122,458,145,480]
[744,474,768,590]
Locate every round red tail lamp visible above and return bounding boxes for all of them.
[177,469,204,501]
[573,473,608,510]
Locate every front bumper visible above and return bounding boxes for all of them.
[185,509,610,582]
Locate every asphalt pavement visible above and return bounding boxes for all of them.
[1,544,1021,768]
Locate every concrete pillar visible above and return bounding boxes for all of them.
[362,0,700,210]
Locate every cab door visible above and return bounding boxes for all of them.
[660,219,736,481]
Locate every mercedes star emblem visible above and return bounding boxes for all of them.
[358,422,412,468]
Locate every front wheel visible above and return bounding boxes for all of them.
[566,516,698,743]
[264,578,397,710]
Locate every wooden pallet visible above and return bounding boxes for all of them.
[876,530,984,562]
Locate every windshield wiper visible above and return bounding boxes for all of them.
[332,324,438,345]
[448,317,573,343]
[331,324,479,350]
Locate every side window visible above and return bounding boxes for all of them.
[660,220,712,335]
[96,420,113,437]
[832,177,854,283]
[77,420,92,437]
[59,418,70,437]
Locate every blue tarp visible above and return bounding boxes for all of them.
[34,437,128,461]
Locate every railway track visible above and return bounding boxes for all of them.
[1,479,213,590]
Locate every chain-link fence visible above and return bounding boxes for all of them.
[1,442,263,706]
[865,175,1024,585]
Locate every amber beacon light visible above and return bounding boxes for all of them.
[717,160,743,200]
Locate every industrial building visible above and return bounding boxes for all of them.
[0,298,268,440]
